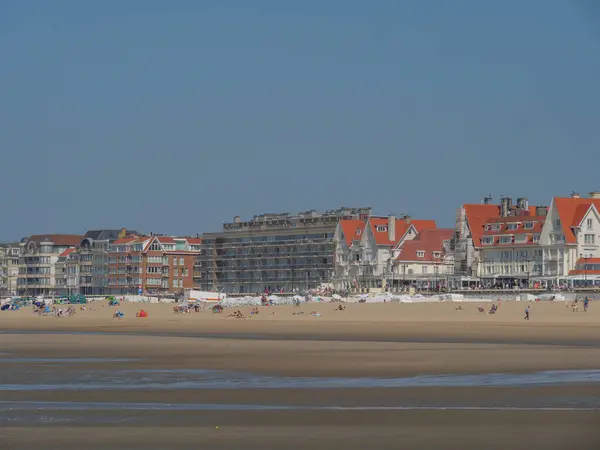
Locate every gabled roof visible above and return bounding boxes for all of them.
[553,197,600,244]
[396,229,454,262]
[369,217,437,246]
[463,204,501,248]
[339,219,367,246]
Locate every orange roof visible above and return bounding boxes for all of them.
[339,219,367,246]
[463,204,501,248]
[396,229,454,262]
[59,247,76,258]
[553,197,600,244]
[187,237,202,245]
[156,236,175,244]
[370,217,437,246]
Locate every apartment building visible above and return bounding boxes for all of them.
[107,235,201,295]
[476,201,547,288]
[54,248,77,296]
[17,234,84,296]
[196,207,372,293]
[333,214,437,291]
[0,243,21,297]
[394,228,455,288]
[76,229,130,295]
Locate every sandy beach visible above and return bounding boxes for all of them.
[2,299,600,449]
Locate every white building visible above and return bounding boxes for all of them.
[394,228,455,289]
[538,193,600,286]
[0,243,20,297]
[17,234,83,296]
[333,215,437,292]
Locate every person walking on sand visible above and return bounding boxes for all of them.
[524,305,530,321]
[584,297,589,312]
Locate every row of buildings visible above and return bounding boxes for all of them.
[2,192,600,297]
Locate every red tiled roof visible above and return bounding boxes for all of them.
[553,197,600,244]
[463,204,501,248]
[370,218,437,246]
[59,248,76,258]
[480,215,545,246]
[156,236,175,244]
[339,220,367,246]
[27,234,84,246]
[396,229,454,262]
[187,237,202,245]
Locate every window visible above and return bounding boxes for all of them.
[481,236,494,245]
[179,257,184,266]
[523,222,534,229]
[584,234,595,245]
[490,224,501,231]
[507,223,518,230]
[499,236,512,244]
[422,266,428,274]
[416,251,425,258]
[149,242,162,251]
[355,229,362,236]
[147,266,161,274]
[515,235,528,244]
[433,252,441,259]
[40,245,52,253]
[554,219,561,228]
[587,218,593,230]
[376,226,388,232]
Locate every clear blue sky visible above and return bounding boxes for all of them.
[1,1,599,240]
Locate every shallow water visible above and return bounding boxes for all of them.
[3,368,600,391]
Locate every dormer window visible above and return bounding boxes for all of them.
[433,251,441,258]
[355,229,362,236]
[523,222,534,229]
[416,250,425,258]
[376,226,388,232]
[481,236,494,245]
[507,223,518,230]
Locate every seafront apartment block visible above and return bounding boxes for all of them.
[195,207,372,293]
[106,234,201,295]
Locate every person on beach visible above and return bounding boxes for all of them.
[524,305,530,321]
[584,297,589,312]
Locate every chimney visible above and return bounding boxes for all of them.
[500,197,512,217]
[516,197,529,211]
[404,215,411,224]
[233,216,241,223]
[388,215,396,243]
[536,205,548,217]
[589,192,600,199]
[571,191,580,199]
[482,194,492,205]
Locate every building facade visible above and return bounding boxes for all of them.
[76,229,129,295]
[0,243,21,297]
[107,235,201,295]
[394,228,455,289]
[196,207,372,293]
[333,215,437,291]
[538,193,600,285]
[17,235,84,296]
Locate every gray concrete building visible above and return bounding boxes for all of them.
[195,207,372,293]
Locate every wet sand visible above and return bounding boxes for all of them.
[2,300,600,449]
